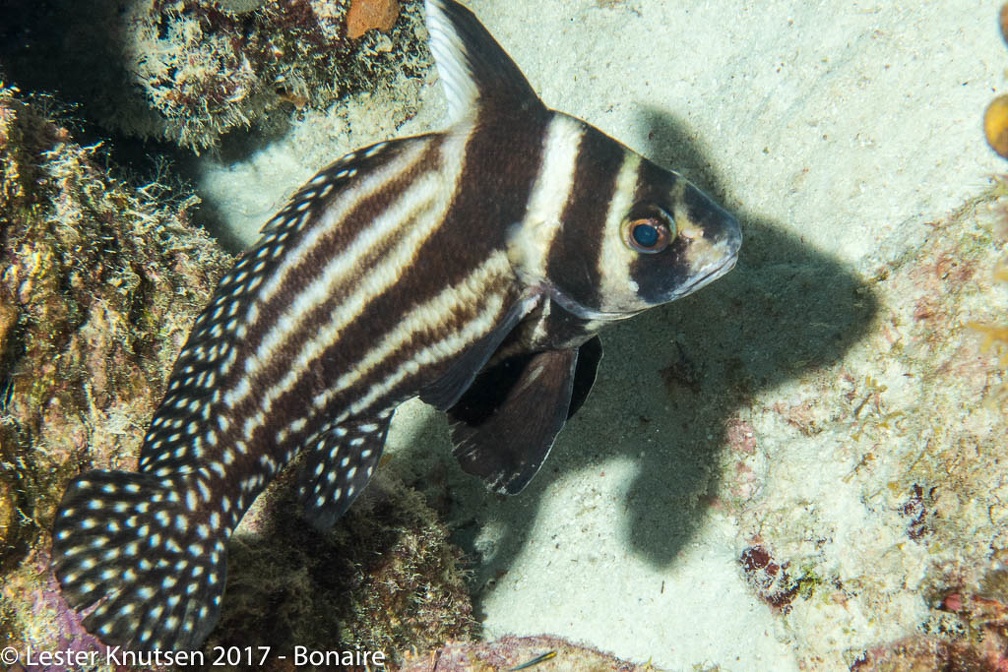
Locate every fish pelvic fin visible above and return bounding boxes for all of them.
[448,347,573,494]
[52,470,226,651]
[425,0,544,124]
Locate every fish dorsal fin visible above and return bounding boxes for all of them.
[425,0,543,123]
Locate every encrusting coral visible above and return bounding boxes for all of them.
[398,634,666,672]
[969,256,1008,378]
[0,81,229,662]
[715,175,1008,669]
[117,0,424,151]
[0,84,231,572]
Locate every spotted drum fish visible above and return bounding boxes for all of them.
[51,0,741,651]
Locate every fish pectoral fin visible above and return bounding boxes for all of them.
[425,0,545,124]
[419,297,532,411]
[296,412,393,530]
[447,347,581,495]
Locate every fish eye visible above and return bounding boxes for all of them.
[621,209,674,254]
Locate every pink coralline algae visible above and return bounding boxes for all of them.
[740,544,800,613]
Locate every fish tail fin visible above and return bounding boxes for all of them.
[51,470,226,651]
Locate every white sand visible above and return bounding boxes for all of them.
[199,1,1008,669]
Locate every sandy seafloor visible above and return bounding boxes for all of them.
[198,1,1008,669]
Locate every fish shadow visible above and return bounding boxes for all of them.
[395,107,879,601]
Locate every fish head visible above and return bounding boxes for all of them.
[422,0,740,324]
[538,121,741,323]
[610,160,742,311]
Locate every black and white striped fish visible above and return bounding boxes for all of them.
[51,0,740,651]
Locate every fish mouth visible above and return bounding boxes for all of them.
[666,217,742,301]
[667,246,739,301]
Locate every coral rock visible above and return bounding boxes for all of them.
[400,634,662,672]
[0,0,430,151]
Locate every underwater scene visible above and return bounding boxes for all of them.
[0,0,1006,670]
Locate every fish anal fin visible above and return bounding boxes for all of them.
[448,347,581,495]
[296,412,393,531]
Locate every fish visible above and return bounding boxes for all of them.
[510,650,558,670]
[50,0,741,652]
